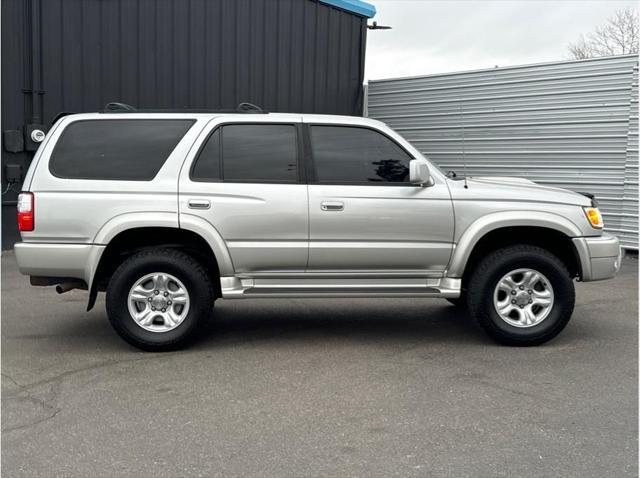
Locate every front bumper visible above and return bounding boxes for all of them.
[573,233,624,282]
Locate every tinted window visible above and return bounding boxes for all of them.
[221,125,298,182]
[50,119,194,180]
[191,128,221,181]
[310,126,412,183]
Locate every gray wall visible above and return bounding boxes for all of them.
[1,0,369,248]
[367,55,639,249]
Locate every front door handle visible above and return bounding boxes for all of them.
[188,199,211,210]
[321,201,344,211]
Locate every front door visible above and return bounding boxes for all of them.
[304,122,454,275]
[179,118,308,273]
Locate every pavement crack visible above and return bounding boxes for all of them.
[1,372,24,388]
[2,380,64,434]
[2,353,179,398]
[2,406,62,433]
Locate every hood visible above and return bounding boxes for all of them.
[452,176,592,207]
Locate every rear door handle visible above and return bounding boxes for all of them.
[188,199,211,210]
[321,201,344,211]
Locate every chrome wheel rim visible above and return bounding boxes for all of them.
[493,268,554,328]
[127,272,190,333]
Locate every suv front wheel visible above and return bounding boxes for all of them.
[466,245,575,346]
[106,248,215,351]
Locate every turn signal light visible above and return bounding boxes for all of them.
[17,192,34,232]
[583,206,603,229]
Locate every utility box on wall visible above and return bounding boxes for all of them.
[1,0,375,248]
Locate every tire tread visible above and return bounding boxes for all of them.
[106,248,214,351]
[465,244,574,346]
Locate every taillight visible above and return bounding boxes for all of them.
[17,192,34,232]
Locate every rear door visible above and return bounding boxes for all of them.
[304,119,454,275]
[179,116,308,273]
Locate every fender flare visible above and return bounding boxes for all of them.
[93,211,178,245]
[85,212,234,310]
[86,212,179,290]
[177,213,235,276]
[447,210,583,278]
[91,211,235,278]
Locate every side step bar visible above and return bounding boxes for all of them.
[220,277,461,299]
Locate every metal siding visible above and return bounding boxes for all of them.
[367,55,639,249]
[1,0,367,248]
[25,0,367,113]
[0,0,31,246]
[621,64,639,248]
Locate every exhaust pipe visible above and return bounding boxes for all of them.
[55,281,86,294]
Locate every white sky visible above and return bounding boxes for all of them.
[365,0,639,81]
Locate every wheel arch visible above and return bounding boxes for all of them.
[448,212,584,281]
[87,225,230,310]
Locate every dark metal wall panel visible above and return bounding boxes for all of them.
[1,0,30,247]
[1,0,368,248]
[39,0,365,115]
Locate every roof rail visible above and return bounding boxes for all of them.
[101,102,267,114]
[236,102,265,113]
[104,102,137,112]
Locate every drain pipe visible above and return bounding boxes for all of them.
[24,0,46,152]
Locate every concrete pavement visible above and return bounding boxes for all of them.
[2,251,637,477]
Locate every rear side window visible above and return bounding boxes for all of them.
[50,119,195,180]
[191,124,298,183]
[310,126,412,184]
[191,128,221,181]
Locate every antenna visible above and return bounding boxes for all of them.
[367,21,392,30]
[458,100,469,189]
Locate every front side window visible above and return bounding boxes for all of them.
[50,119,195,180]
[191,124,298,182]
[310,126,412,184]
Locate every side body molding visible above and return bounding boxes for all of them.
[447,210,583,278]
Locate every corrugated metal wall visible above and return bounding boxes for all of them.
[1,0,369,248]
[367,55,639,249]
[33,0,367,115]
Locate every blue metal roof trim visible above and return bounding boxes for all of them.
[318,0,376,18]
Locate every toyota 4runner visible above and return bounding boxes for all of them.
[14,104,624,350]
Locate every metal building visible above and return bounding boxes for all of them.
[367,55,639,249]
[1,0,376,248]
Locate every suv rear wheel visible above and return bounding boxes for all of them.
[466,245,575,346]
[106,248,214,351]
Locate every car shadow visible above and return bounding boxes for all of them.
[190,299,491,350]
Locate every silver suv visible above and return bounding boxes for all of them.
[14,105,623,350]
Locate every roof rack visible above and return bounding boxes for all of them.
[104,102,137,112]
[102,102,267,114]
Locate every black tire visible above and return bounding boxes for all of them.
[465,245,575,346]
[106,248,215,351]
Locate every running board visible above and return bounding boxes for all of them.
[220,276,461,299]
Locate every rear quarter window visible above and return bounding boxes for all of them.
[49,119,195,180]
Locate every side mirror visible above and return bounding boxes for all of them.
[409,159,431,186]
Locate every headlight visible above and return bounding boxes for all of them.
[583,207,603,229]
